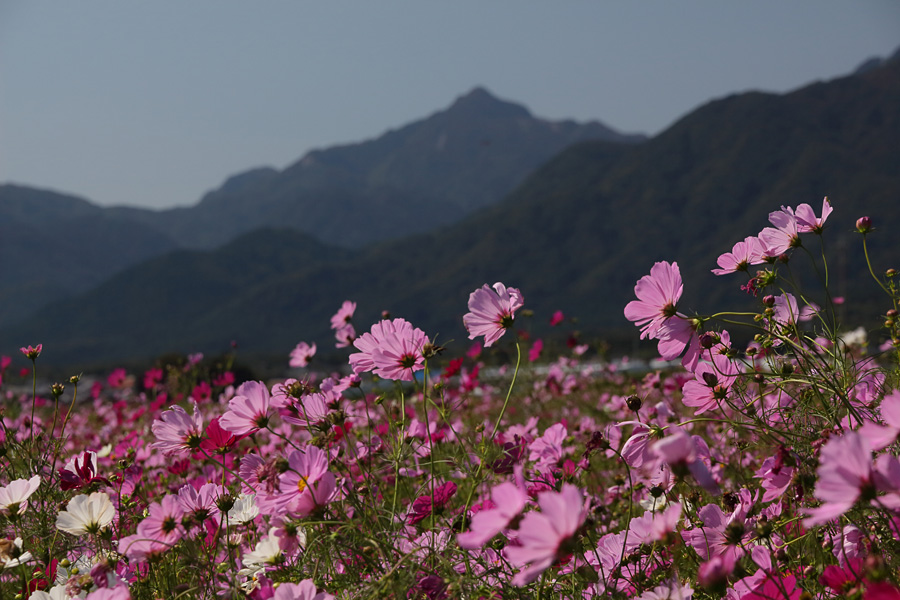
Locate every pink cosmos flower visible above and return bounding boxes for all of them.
[20,344,42,360]
[349,318,430,381]
[859,390,900,451]
[794,196,832,234]
[272,580,334,600]
[457,478,528,549]
[289,342,316,368]
[681,352,739,414]
[549,310,565,326]
[624,261,683,341]
[804,431,876,526]
[528,339,543,362]
[330,300,356,330]
[463,282,525,347]
[219,380,273,435]
[711,236,765,276]
[177,482,224,525]
[625,262,700,370]
[151,401,204,456]
[653,430,720,495]
[279,445,338,517]
[758,206,801,257]
[504,483,588,586]
[334,323,356,348]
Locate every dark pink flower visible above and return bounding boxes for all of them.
[528,339,543,362]
[463,282,524,347]
[407,481,457,525]
[20,344,42,360]
[549,310,565,326]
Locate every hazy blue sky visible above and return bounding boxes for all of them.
[1,2,898,209]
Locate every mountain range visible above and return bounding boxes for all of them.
[3,51,900,370]
[1,88,641,327]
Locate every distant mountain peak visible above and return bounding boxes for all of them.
[445,86,531,119]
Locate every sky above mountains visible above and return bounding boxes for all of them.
[1,1,898,210]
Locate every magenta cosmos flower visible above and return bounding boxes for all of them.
[463,282,524,347]
[504,483,588,586]
[349,318,430,381]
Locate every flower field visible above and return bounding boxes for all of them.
[2,198,900,599]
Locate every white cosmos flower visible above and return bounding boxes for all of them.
[56,492,116,535]
[0,537,33,570]
[227,493,259,524]
[0,475,41,516]
[242,527,283,568]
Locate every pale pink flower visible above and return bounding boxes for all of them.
[463,282,524,347]
[349,318,429,381]
[334,323,356,348]
[653,431,720,495]
[151,402,204,456]
[804,431,876,526]
[289,342,316,368]
[330,300,356,330]
[457,478,528,549]
[794,196,832,234]
[681,352,739,414]
[504,484,588,586]
[272,580,334,600]
[624,262,700,370]
[85,586,132,600]
[0,475,41,516]
[219,380,273,435]
[859,390,900,451]
[758,207,800,257]
[711,236,765,275]
[624,261,683,341]
[279,445,338,517]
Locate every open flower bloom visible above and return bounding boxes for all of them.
[349,318,430,381]
[272,580,335,600]
[794,196,832,234]
[151,402,204,456]
[220,380,273,435]
[289,341,316,368]
[758,207,800,257]
[463,282,524,347]
[0,475,41,516]
[504,483,588,586]
[56,492,116,535]
[0,537,33,570]
[711,236,765,276]
[804,431,876,526]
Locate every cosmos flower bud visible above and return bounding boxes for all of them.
[856,216,872,233]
